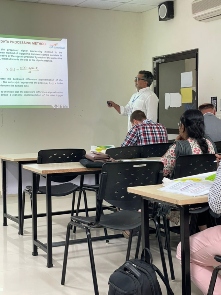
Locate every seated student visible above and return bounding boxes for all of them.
[161,109,216,228]
[161,109,216,178]
[176,154,221,295]
[199,103,221,142]
[121,110,168,147]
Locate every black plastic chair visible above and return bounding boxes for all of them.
[21,148,87,232]
[61,161,168,295]
[207,256,221,294]
[106,146,141,159]
[214,141,221,154]
[140,142,172,158]
[168,154,217,235]
[172,154,217,179]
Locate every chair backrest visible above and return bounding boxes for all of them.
[37,149,86,183]
[140,142,172,158]
[106,146,141,160]
[172,154,217,179]
[214,141,221,153]
[96,161,164,220]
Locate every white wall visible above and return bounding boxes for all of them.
[0,0,144,193]
[141,0,221,114]
[0,0,143,154]
[2,0,221,193]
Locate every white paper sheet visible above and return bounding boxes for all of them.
[170,93,182,107]
[160,171,216,197]
[159,180,212,196]
[181,71,193,88]
[165,93,170,109]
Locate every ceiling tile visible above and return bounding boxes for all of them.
[130,0,164,7]
[129,0,162,5]
[77,0,122,10]
[13,0,164,12]
[16,0,38,2]
[38,0,85,5]
[113,3,154,12]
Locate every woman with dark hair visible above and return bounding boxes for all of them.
[161,109,216,178]
[161,110,216,228]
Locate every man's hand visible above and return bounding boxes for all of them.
[107,101,121,114]
[107,101,114,107]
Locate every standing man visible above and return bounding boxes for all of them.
[121,110,168,146]
[107,70,159,130]
[199,103,221,142]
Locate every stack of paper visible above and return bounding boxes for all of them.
[160,180,213,196]
[160,171,217,197]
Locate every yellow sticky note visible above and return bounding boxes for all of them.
[181,87,192,103]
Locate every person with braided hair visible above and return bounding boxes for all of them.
[161,109,216,178]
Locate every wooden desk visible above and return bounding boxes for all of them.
[128,184,208,295]
[23,162,101,268]
[0,153,37,235]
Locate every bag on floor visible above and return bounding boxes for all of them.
[108,248,174,295]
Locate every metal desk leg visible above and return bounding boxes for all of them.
[18,163,23,235]
[46,175,53,268]
[95,173,99,185]
[32,172,38,257]
[141,198,150,262]
[180,205,191,295]
[2,160,7,226]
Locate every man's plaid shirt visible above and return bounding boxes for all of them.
[121,119,168,146]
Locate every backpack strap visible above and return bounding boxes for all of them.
[174,140,192,158]
[152,264,174,295]
[141,248,153,264]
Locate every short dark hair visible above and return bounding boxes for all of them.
[198,103,215,111]
[139,70,154,86]
[130,110,146,123]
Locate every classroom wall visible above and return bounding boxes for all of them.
[2,0,221,193]
[141,0,221,115]
[0,0,142,154]
[0,0,144,194]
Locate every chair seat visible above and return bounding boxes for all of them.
[82,184,99,192]
[39,183,79,196]
[24,183,79,197]
[72,210,141,231]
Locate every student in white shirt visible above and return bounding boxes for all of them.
[176,154,221,295]
[107,70,159,131]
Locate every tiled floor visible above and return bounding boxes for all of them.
[0,193,202,295]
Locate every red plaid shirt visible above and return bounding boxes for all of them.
[121,119,168,146]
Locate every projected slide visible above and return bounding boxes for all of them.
[0,35,68,108]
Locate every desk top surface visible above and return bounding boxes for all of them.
[23,162,101,174]
[0,153,37,162]
[0,154,161,162]
[128,184,208,206]
[23,157,161,174]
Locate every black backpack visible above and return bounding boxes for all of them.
[108,248,174,295]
